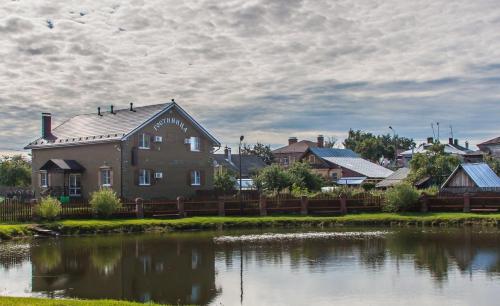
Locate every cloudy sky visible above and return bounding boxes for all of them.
[1,0,499,154]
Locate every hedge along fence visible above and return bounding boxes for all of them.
[2,194,500,222]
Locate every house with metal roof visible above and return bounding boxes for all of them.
[441,163,500,193]
[375,167,410,189]
[213,147,267,178]
[272,136,323,167]
[399,137,473,167]
[25,101,221,200]
[478,136,500,158]
[300,147,393,185]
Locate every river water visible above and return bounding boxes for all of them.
[1,227,500,305]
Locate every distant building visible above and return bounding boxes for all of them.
[213,147,267,179]
[441,163,500,193]
[375,167,410,189]
[301,147,393,185]
[399,137,473,166]
[25,102,220,200]
[272,136,323,167]
[478,137,500,158]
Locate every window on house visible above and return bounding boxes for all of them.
[331,172,338,181]
[69,174,81,196]
[139,133,150,149]
[283,157,289,165]
[100,169,112,187]
[40,171,48,187]
[191,170,201,186]
[139,169,151,186]
[309,155,315,163]
[190,137,200,152]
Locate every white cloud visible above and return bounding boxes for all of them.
[0,0,499,151]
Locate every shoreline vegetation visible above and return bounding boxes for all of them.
[0,297,163,306]
[3,213,500,240]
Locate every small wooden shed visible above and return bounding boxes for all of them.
[441,163,500,191]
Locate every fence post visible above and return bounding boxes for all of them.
[259,195,267,216]
[135,198,144,218]
[218,198,225,217]
[300,196,308,215]
[463,193,471,213]
[420,195,428,213]
[340,197,347,214]
[30,198,38,220]
[177,196,186,217]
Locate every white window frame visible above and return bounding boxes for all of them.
[100,169,112,187]
[68,174,81,196]
[139,169,151,186]
[40,171,48,188]
[190,136,200,152]
[191,170,201,186]
[139,133,150,149]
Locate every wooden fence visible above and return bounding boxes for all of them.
[1,194,500,222]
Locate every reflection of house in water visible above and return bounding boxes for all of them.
[30,235,218,305]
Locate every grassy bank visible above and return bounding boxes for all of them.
[3,213,500,238]
[0,224,31,240]
[0,297,162,306]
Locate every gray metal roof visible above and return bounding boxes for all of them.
[375,167,410,188]
[310,147,393,178]
[443,163,500,188]
[25,102,220,149]
[213,154,267,178]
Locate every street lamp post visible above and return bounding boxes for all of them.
[239,135,244,215]
[389,126,397,168]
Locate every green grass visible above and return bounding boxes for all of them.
[0,224,31,240]
[3,213,500,238]
[0,297,164,306]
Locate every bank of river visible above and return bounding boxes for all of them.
[0,297,164,306]
[2,213,500,240]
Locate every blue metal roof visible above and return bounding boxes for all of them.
[310,147,359,158]
[461,163,500,188]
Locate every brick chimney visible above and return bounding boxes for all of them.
[41,113,52,139]
[288,137,298,145]
[448,138,453,145]
[317,135,324,148]
[427,137,434,144]
[454,139,458,146]
[225,146,232,163]
[465,141,469,150]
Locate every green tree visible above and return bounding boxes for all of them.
[484,155,500,175]
[0,155,31,187]
[241,142,274,165]
[287,162,324,191]
[406,143,460,186]
[343,129,415,162]
[253,164,291,194]
[214,170,236,195]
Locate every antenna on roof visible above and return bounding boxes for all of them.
[129,102,136,112]
[449,125,454,139]
[431,123,436,139]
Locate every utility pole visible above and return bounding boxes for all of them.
[389,126,397,168]
[239,135,244,215]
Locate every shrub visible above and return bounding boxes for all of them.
[420,185,439,196]
[361,183,376,191]
[287,162,324,191]
[35,197,62,220]
[383,183,420,212]
[214,170,236,195]
[90,188,122,218]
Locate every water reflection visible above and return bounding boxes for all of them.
[1,228,500,305]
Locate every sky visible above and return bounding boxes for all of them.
[1,0,499,155]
